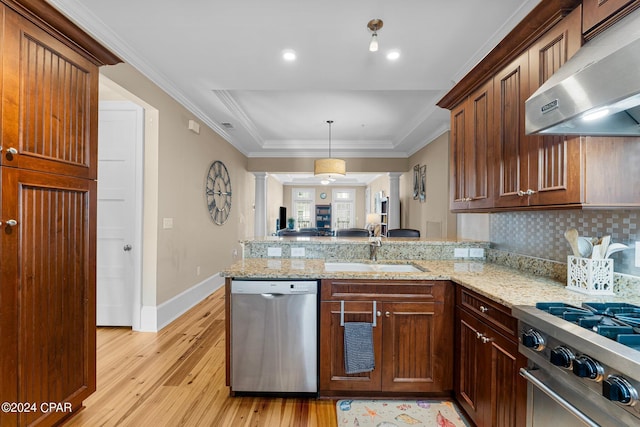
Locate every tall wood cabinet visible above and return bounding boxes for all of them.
[319,279,454,396]
[0,1,119,426]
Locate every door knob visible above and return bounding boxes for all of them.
[5,219,17,227]
[385,311,390,317]
[123,244,132,251]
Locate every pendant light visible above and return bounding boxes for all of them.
[367,19,383,52]
[314,120,346,178]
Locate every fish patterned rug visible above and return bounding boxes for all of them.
[336,399,471,427]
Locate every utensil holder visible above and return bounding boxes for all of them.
[567,256,614,295]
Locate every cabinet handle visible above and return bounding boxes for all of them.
[5,219,17,227]
[480,336,494,344]
[479,305,489,313]
[517,190,526,197]
[376,311,381,317]
[525,189,536,196]
[385,311,390,317]
[476,331,484,339]
[6,147,18,155]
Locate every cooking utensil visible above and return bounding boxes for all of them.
[592,244,603,259]
[564,228,581,257]
[577,236,593,258]
[599,235,611,259]
[605,242,629,259]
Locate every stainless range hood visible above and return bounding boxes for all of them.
[525,7,640,136]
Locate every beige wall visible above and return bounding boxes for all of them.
[403,132,457,238]
[248,157,409,173]
[101,63,253,305]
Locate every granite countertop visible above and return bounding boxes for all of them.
[221,258,640,308]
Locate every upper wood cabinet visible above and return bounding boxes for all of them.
[583,0,640,38]
[450,80,494,211]
[1,8,99,179]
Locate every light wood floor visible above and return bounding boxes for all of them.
[66,287,336,427]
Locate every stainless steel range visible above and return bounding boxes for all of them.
[512,302,640,427]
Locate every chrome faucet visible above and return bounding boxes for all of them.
[369,238,382,261]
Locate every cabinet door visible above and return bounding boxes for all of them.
[493,52,530,208]
[1,10,99,179]
[319,300,382,392]
[450,80,494,211]
[528,6,583,206]
[0,167,96,427]
[455,309,488,426]
[382,301,453,392]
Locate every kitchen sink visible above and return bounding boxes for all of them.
[324,262,425,273]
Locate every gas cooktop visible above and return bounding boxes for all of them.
[535,302,640,350]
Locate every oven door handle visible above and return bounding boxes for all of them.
[519,368,600,427]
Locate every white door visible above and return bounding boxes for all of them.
[97,101,143,326]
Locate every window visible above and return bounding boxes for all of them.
[292,188,315,229]
[332,189,355,230]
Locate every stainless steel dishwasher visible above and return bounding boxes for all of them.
[230,280,318,394]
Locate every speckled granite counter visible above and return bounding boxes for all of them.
[221,258,640,308]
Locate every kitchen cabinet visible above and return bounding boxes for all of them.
[319,279,453,396]
[455,287,527,427]
[450,80,494,211]
[493,51,531,208]
[583,0,640,39]
[0,1,118,426]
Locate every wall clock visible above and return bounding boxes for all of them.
[320,192,327,199]
[206,160,232,225]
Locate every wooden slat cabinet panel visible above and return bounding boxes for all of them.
[0,167,96,427]
[1,8,98,179]
[450,80,494,211]
[381,301,453,392]
[493,52,531,208]
[528,6,583,207]
[319,300,383,392]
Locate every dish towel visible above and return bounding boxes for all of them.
[343,322,375,374]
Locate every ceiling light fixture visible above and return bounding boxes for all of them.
[282,49,297,61]
[314,120,346,178]
[367,19,383,52]
[386,50,400,61]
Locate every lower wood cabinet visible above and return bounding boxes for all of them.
[319,279,453,396]
[455,287,527,427]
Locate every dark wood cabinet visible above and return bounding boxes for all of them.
[0,1,117,425]
[455,287,527,427]
[450,80,494,211]
[319,279,453,396]
[493,52,531,208]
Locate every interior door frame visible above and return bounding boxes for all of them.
[98,100,144,330]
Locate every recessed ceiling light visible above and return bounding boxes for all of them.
[386,50,401,61]
[282,49,297,62]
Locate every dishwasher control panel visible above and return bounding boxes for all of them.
[231,280,317,295]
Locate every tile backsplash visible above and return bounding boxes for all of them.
[490,209,639,276]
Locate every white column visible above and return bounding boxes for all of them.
[253,172,268,237]
[388,172,402,230]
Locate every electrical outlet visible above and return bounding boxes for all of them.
[454,248,469,258]
[291,247,305,257]
[267,247,282,257]
[196,266,200,276]
[469,248,485,258]
[636,242,640,267]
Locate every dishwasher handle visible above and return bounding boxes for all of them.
[260,293,285,299]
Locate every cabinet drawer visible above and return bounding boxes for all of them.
[321,279,448,302]
[457,286,517,339]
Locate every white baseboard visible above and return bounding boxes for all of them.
[136,273,224,332]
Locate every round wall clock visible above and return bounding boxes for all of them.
[320,192,327,199]
[206,160,232,225]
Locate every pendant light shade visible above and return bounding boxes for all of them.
[367,19,383,52]
[314,120,346,177]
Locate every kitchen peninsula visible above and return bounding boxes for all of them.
[222,237,640,426]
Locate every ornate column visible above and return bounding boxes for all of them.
[253,172,268,237]
[388,172,402,230]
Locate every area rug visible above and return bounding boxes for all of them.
[336,399,471,427]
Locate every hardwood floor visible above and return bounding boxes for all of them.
[66,287,336,426]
